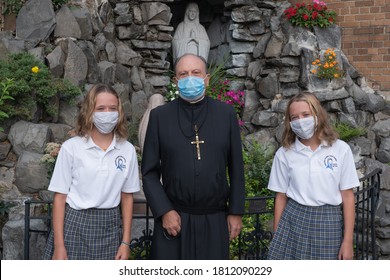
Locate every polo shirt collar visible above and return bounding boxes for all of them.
[84,134,120,150]
[293,138,329,152]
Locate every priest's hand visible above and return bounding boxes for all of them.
[227,215,242,241]
[162,210,181,236]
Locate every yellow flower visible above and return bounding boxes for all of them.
[311,69,317,74]
[31,66,40,73]
[334,73,339,78]
[328,56,333,60]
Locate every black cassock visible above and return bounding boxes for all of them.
[141,96,245,259]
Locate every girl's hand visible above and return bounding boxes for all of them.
[52,245,68,260]
[338,240,354,260]
[115,243,131,260]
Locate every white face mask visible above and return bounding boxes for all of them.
[93,111,119,134]
[290,116,316,140]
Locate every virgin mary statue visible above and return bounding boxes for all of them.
[172,2,210,62]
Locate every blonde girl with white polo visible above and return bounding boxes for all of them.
[44,84,140,260]
[267,92,359,260]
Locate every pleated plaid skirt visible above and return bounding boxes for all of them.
[267,199,342,260]
[44,204,121,260]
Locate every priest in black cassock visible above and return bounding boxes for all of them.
[141,54,245,260]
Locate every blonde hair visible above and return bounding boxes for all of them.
[282,92,338,148]
[75,84,128,140]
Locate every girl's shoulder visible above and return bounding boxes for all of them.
[60,135,88,149]
[274,145,290,157]
[329,139,350,150]
[62,135,85,144]
[116,138,136,151]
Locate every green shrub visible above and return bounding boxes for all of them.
[2,0,70,15]
[334,122,367,142]
[243,140,274,197]
[0,200,15,216]
[0,53,81,122]
[0,78,15,132]
[1,0,25,15]
[51,0,70,10]
[230,140,275,259]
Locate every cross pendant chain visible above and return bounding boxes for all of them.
[191,125,205,160]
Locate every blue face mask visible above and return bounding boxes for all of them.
[177,76,206,102]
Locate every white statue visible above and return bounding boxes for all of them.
[172,2,210,62]
[138,94,165,153]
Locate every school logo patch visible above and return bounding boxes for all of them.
[115,156,126,171]
[324,155,338,170]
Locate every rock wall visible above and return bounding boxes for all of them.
[0,0,389,259]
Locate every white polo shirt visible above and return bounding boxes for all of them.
[48,135,140,210]
[268,139,360,206]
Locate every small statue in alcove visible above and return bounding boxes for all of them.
[172,2,210,62]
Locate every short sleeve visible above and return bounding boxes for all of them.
[267,148,289,193]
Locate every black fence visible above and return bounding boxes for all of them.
[353,168,381,260]
[24,168,381,260]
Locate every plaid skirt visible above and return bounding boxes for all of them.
[44,204,122,260]
[267,199,342,260]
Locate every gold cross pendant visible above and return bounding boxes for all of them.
[191,125,205,160]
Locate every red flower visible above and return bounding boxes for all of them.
[313,3,323,11]
[283,1,336,28]
[285,7,297,18]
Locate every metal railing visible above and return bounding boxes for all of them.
[23,200,52,260]
[24,168,381,260]
[235,195,275,260]
[354,168,381,260]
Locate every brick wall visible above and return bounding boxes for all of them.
[288,0,390,91]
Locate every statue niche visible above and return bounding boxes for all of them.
[172,2,210,62]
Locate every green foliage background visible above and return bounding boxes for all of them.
[334,122,367,142]
[230,140,275,259]
[0,53,81,122]
[2,0,70,15]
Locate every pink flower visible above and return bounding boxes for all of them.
[313,0,326,5]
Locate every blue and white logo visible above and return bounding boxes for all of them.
[115,156,126,171]
[324,155,338,170]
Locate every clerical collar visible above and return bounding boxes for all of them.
[177,96,208,138]
[178,95,207,107]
